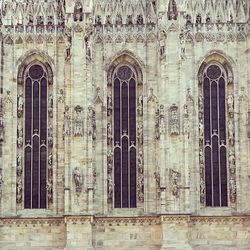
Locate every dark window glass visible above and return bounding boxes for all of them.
[24,65,48,209]
[203,64,228,207]
[113,66,137,208]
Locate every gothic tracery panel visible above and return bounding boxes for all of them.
[199,62,236,207]
[107,64,143,208]
[17,63,53,209]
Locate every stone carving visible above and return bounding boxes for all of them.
[57,89,65,103]
[147,88,157,103]
[183,104,190,135]
[137,174,144,203]
[137,123,143,145]
[0,114,4,142]
[63,105,71,139]
[228,120,234,146]
[169,104,179,135]
[247,110,250,138]
[227,94,234,118]
[16,178,22,203]
[107,94,112,116]
[48,153,53,174]
[107,123,113,145]
[74,1,83,22]
[73,167,83,194]
[88,106,96,140]
[46,179,53,202]
[228,150,236,174]
[167,0,178,21]
[94,87,103,104]
[17,155,22,177]
[137,95,143,116]
[170,169,181,198]
[17,123,23,148]
[107,150,113,174]
[107,174,113,203]
[48,94,53,118]
[138,150,143,174]
[17,93,24,118]
[155,104,165,139]
[65,29,72,61]
[154,172,160,189]
[48,123,53,147]
[198,94,204,120]
[200,179,205,203]
[229,177,236,203]
[0,172,3,187]
[74,105,84,136]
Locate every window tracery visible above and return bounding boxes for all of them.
[199,62,236,207]
[17,63,53,209]
[107,64,143,208]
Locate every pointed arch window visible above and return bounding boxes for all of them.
[107,65,141,208]
[17,63,53,209]
[200,64,230,207]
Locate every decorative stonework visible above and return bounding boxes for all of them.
[169,104,180,136]
[169,169,181,198]
[74,105,84,137]
[73,167,83,195]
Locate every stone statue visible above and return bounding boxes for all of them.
[48,153,53,174]
[74,106,84,136]
[137,174,144,203]
[48,94,53,118]
[170,169,181,198]
[58,89,65,103]
[107,174,113,202]
[154,172,160,189]
[107,94,112,116]
[0,114,4,142]
[247,110,250,138]
[46,179,53,202]
[227,94,234,118]
[48,123,53,147]
[200,179,205,203]
[228,120,234,146]
[107,150,113,174]
[73,167,83,193]
[0,172,3,187]
[137,123,143,145]
[137,95,143,116]
[17,123,23,148]
[107,123,113,145]
[228,150,235,174]
[17,155,22,177]
[138,150,143,174]
[63,105,71,139]
[65,30,72,61]
[16,178,22,203]
[169,104,180,135]
[229,177,236,203]
[17,93,24,118]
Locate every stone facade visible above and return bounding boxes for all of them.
[0,0,250,249]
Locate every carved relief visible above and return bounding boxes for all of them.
[46,179,53,202]
[48,94,53,118]
[17,93,24,118]
[107,150,113,174]
[63,105,71,139]
[88,106,96,140]
[137,174,144,203]
[107,94,112,116]
[169,104,179,135]
[229,177,236,203]
[107,122,113,145]
[48,122,53,147]
[154,171,160,189]
[16,155,22,177]
[17,123,23,148]
[74,105,84,136]
[73,167,83,195]
[137,95,143,116]
[170,169,181,198]
[137,122,143,145]
[107,174,113,203]
[155,104,166,139]
[16,179,22,203]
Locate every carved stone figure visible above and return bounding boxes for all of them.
[0,114,4,142]
[138,150,143,174]
[74,105,83,136]
[247,110,250,138]
[154,172,160,189]
[0,172,3,187]
[229,177,236,203]
[17,155,22,177]
[65,30,72,61]
[63,105,71,138]
[155,108,160,140]
[16,178,22,203]
[169,104,179,135]
[107,123,113,145]
[17,93,24,118]
[137,123,143,145]
[17,123,23,148]
[199,148,204,165]
[170,169,181,197]
[199,120,204,143]
[137,95,143,116]
[227,94,234,118]
[198,94,204,120]
[137,174,144,203]
[107,94,112,116]
[183,104,190,135]
[107,174,113,202]
[48,153,53,174]
[48,123,53,147]
[48,94,53,118]
[58,89,65,103]
[228,120,234,146]
[46,179,53,202]
[107,150,113,174]
[159,105,166,135]
[73,167,83,194]
[228,150,236,174]
[200,179,205,203]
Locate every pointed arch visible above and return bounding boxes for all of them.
[198,52,236,207]
[106,52,144,208]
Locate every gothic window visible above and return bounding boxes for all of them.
[107,65,143,208]
[17,63,53,209]
[199,63,234,207]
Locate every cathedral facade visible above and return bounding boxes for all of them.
[0,0,250,249]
